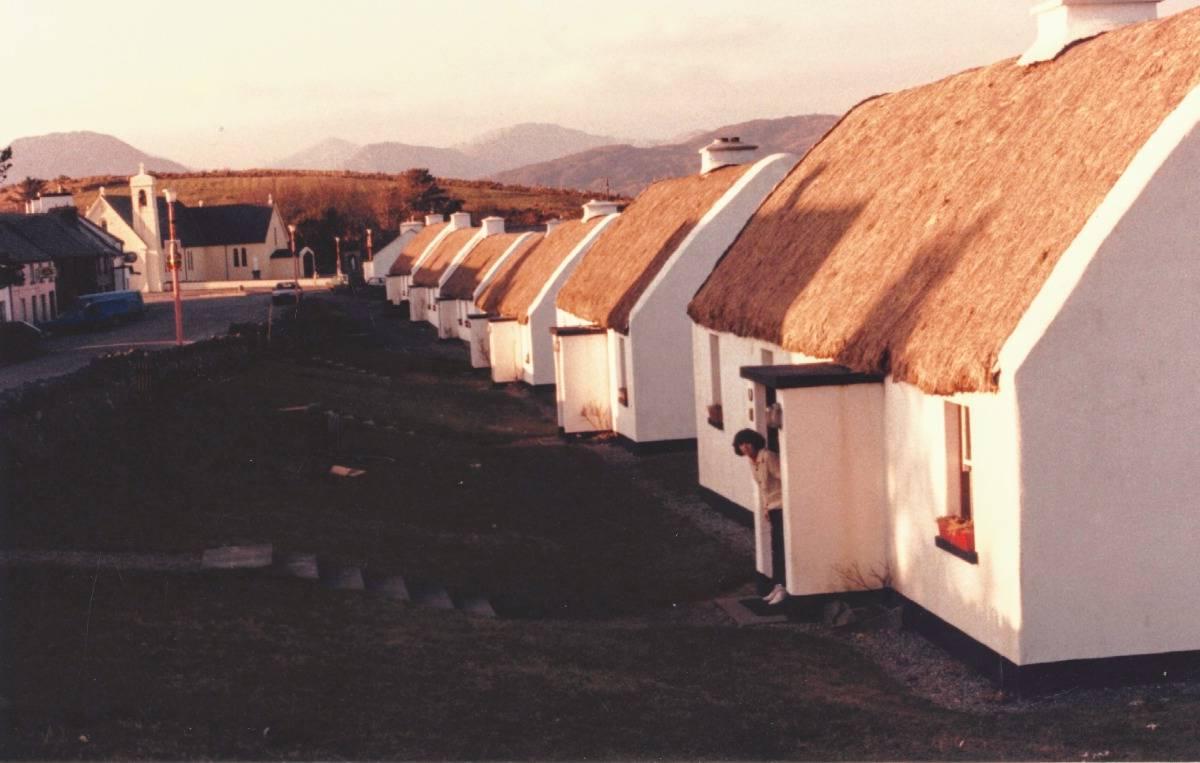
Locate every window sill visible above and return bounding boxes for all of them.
[935,536,978,564]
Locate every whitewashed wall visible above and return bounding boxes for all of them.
[779,383,887,596]
[553,330,611,433]
[622,153,798,444]
[488,319,521,382]
[1004,99,1200,665]
[467,314,490,367]
[436,298,458,338]
[409,287,432,323]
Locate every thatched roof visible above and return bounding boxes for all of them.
[387,222,446,277]
[476,218,605,323]
[440,232,539,300]
[411,228,477,287]
[557,165,751,333]
[689,8,1200,396]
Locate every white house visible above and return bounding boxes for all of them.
[474,203,619,381]
[86,165,291,292]
[385,214,449,306]
[686,1,1200,685]
[436,229,541,352]
[552,140,798,443]
[0,207,125,323]
[407,213,477,325]
[364,220,424,282]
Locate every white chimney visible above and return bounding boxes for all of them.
[481,216,505,236]
[198,200,205,207]
[545,218,563,234]
[1019,0,1160,65]
[424,213,445,227]
[699,137,758,174]
[267,193,273,206]
[582,200,620,222]
[400,221,424,235]
[449,211,472,230]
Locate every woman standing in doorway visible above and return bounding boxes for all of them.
[733,429,786,605]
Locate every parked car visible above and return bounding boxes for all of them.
[0,320,45,363]
[43,290,146,333]
[272,281,303,305]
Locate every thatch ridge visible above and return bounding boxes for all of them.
[557,165,751,333]
[688,8,1200,395]
[411,228,478,287]
[440,232,539,300]
[387,222,446,276]
[476,219,605,323]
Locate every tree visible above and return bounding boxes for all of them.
[396,168,463,218]
[0,145,11,185]
[17,176,46,202]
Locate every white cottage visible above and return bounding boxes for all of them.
[408,213,478,326]
[552,141,798,444]
[364,220,424,282]
[687,1,1200,686]
[437,229,542,353]
[474,203,619,382]
[385,214,450,306]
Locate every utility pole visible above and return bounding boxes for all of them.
[163,189,184,346]
[288,224,298,281]
[334,236,342,281]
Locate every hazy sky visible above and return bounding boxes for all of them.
[5,0,1199,168]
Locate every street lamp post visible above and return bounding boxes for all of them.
[163,189,184,346]
[334,236,342,281]
[288,224,298,281]
[365,228,373,261]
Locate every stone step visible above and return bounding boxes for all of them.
[459,595,497,618]
[277,553,319,580]
[201,544,274,570]
[366,574,410,602]
[409,582,454,610]
[319,564,365,591]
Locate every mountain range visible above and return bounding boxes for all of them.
[3,131,189,181]
[269,123,623,178]
[4,115,839,195]
[491,114,840,195]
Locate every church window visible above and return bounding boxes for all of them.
[137,190,147,208]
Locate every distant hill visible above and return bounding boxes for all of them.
[269,123,622,179]
[343,142,481,179]
[4,131,189,180]
[454,123,622,174]
[491,114,841,196]
[267,138,361,170]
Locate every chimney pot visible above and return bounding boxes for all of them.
[545,218,563,234]
[400,221,424,235]
[449,211,472,229]
[582,199,620,222]
[481,216,505,235]
[424,213,446,226]
[699,136,759,174]
[1019,0,1160,65]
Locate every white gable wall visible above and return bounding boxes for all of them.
[520,215,618,385]
[624,153,798,443]
[1008,97,1200,665]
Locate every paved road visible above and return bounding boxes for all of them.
[0,292,274,391]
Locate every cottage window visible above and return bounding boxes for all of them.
[707,333,723,429]
[937,402,977,562]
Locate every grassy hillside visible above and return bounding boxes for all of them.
[0,169,620,232]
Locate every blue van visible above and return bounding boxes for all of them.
[44,290,146,332]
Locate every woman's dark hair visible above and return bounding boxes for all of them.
[732,428,765,455]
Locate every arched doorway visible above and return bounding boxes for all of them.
[300,247,315,278]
